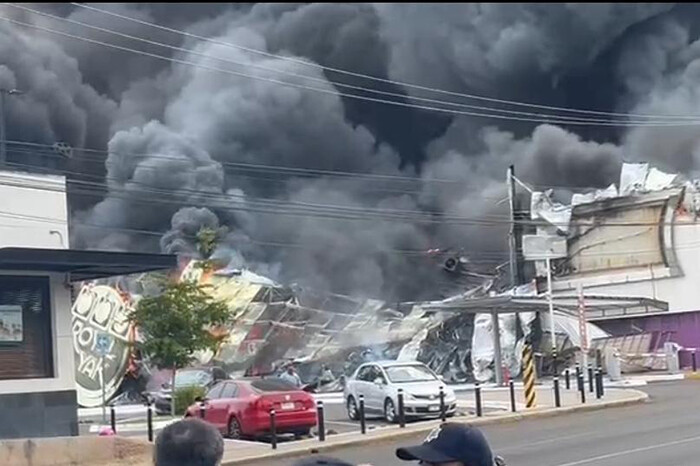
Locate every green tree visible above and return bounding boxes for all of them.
[129,279,230,415]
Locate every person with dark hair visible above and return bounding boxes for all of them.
[155,418,224,466]
[396,423,505,466]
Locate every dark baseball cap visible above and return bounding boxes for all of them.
[292,456,355,466]
[396,423,493,466]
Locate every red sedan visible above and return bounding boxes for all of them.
[185,378,317,439]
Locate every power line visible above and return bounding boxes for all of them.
[68,2,700,122]
[8,3,697,126]
[2,13,699,128]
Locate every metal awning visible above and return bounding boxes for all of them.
[0,247,177,281]
[421,294,669,321]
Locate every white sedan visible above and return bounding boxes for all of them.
[344,360,457,423]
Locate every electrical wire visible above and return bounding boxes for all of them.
[1,13,699,127]
[68,2,700,121]
[7,3,697,126]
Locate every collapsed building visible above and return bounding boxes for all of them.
[71,160,700,407]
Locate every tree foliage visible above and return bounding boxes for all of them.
[129,280,230,371]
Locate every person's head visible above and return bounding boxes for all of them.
[292,456,354,466]
[155,418,224,466]
[396,423,493,466]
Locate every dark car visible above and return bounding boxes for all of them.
[153,366,229,415]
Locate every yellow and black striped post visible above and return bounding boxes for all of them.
[523,343,537,408]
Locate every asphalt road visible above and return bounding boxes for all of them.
[250,380,700,466]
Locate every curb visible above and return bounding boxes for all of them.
[222,390,649,465]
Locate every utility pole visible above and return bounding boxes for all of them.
[508,165,524,343]
[0,88,23,165]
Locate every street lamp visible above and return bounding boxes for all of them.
[0,88,25,164]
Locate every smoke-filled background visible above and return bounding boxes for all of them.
[2,3,700,301]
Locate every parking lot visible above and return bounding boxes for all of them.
[78,390,502,442]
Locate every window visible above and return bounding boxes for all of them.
[356,366,372,382]
[0,276,53,380]
[250,379,297,392]
[206,383,224,399]
[220,383,238,399]
[384,364,437,383]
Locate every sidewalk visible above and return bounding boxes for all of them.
[220,386,648,465]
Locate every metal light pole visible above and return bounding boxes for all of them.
[0,88,24,164]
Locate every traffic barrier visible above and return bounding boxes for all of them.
[553,376,561,408]
[146,401,153,443]
[110,406,116,434]
[397,389,406,428]
[270,409,277,450]
[599,367,605,397]
[595,368,602,399]
[509,380,516,413]
[565,368,571,390]
[578,374,586,404]
[359,395,366,435]
[200,402,206,419]
[575,363,582,392]
[588,365,594,393]
[522,344,537,408]
[317,401,326,442]
[439,386,446,423]
[475,382,483,417]
[693,351,697,373]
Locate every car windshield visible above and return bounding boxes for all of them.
[250,379,299,392]
[175,370,211,387]
[384,365,437,383]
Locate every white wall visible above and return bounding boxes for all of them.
[0,170,69,249]
[553,217,700,313]
[0,171,72,395]
[0,273,74,395]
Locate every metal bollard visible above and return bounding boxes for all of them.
[199,402,206,419]
[509,380,516,413]
[588,365,594,393]
[147,400,154,442]
[575,363,582,392]
[359,395,366,435]
[578,375,586,404]
[693,351,697,373]
[599,367,605,397]
[439,386,446,423]
[110,405,116,434]
[475,382,483,417]
[565,368,570,390]
[270,409,277,450]
[397,389,406,428]
[553,377,561,408]
[595,368,602,399]
[317,401,326,441]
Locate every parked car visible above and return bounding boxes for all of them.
[153,366,229,415]
[344,360,457,423]
[185,378,317,440]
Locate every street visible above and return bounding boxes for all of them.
[248,380,700,466]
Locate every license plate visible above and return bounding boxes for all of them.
[281,402,295,411]
[428,405,440,412]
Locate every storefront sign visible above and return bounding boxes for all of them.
[72,285,132,408]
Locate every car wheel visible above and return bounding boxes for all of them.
[227,417,242,440]
[347,396,359,421]
[384,398,397,423]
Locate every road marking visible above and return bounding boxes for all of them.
[552,434,700,466]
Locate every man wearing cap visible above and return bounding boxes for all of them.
[396,423,504,466]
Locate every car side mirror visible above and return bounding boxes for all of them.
[437,375,445,381]
[373,377,385,385]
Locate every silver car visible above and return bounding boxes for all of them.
[344,360,457,423]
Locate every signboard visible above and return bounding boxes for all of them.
[72,285,132,408]
[522,234,567,261]
[0,305,22,343]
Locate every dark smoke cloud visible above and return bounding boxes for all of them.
[6,3,700,300]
